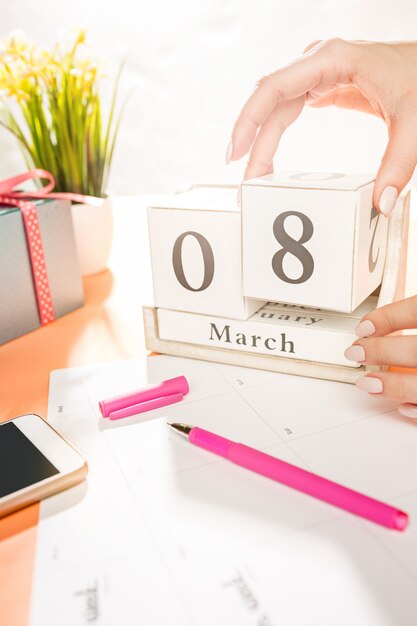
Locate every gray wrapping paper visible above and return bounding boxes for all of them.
[0,198,84,344]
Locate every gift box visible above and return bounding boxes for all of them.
[0,197,84,344]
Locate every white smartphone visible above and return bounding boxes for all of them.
[0,413,88,518]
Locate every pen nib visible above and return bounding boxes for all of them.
[167,422,192,438]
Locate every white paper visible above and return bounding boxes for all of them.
[30,355,417,626]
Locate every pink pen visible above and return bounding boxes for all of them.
[99,376,189,420]
[168,423,409,531]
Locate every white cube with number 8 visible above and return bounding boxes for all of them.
[148,186,262,319]
[242,172,388,312]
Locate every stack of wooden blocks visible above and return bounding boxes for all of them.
[143,172,410,383]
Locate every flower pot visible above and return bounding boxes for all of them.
[71,196,113,276]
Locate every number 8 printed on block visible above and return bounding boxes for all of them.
[272,211,315,285]
[241,172,389,313]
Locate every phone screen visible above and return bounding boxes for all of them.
[0,421,59,497]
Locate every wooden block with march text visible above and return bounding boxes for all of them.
[242,171,388,313]
[155,302,372,368]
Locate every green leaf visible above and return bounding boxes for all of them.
[0,32,126,196]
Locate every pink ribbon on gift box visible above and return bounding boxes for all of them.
[0,169,103,325]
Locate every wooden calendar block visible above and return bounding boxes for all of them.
[155,302,366,368]
[241,171,389,313]
[144,188,411,385]
[148,186,263,319]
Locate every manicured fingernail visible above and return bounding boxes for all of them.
[379,186,398,217]
[225,140,233,165]
[398,403,417,420]
[355,320,376,338]
[344,345,366,362]
[355,376,383,394]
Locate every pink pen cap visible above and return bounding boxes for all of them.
[99,375,189,418]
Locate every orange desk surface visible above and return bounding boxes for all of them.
[0,197,153,626]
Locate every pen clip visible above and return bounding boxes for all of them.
[107,392,184,420]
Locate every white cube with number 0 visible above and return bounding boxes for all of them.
[148,186,262,319]
[242,171,388,313]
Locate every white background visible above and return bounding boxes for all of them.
[1,0,417,194]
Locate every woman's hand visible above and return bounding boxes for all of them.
[227,39,417,216]
[345,296,417,418]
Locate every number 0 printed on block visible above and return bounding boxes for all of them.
[172,231,215,292]
[148,187,263,320]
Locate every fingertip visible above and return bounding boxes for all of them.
[355,375,383,394]
[398,403,417,420]
[344,344,366,363]
[230,140,250,163]
[355,319,376,338]
[244,161,273,181]
[230,121,257,163]
[373,116,417,214]
[377,186,399,217]
[398,402,417,420]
